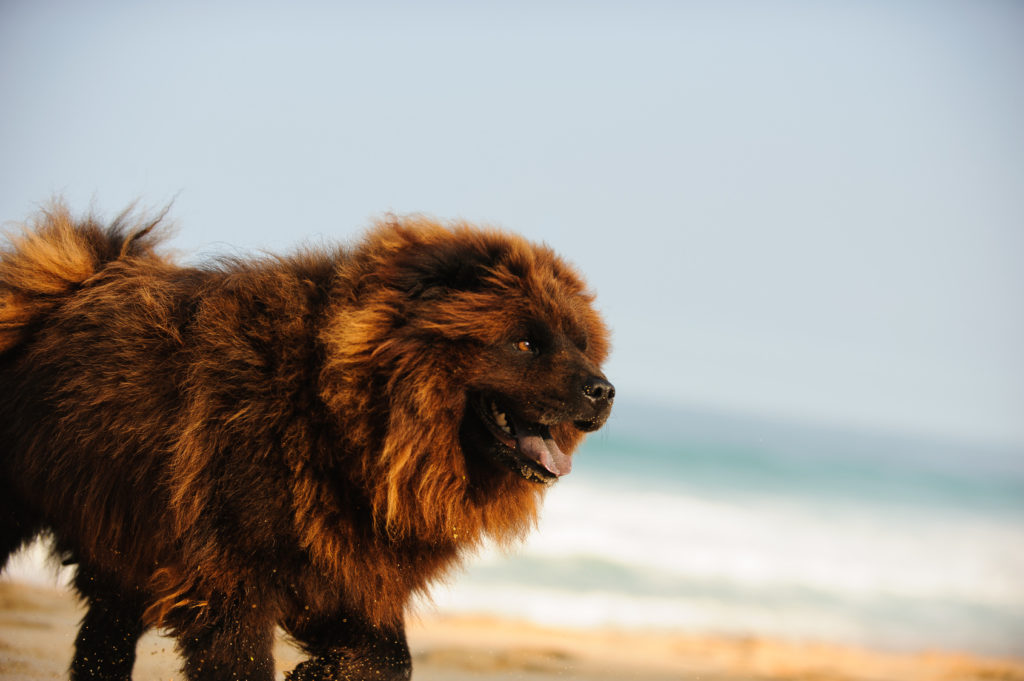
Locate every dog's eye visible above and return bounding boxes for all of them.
[512,339,535,354]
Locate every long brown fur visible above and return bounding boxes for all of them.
[0,202,612,680]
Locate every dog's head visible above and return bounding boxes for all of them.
[319,217,612,536]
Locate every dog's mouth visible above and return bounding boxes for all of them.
[469,395,572,484]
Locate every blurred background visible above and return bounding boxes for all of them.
[2,0,1022,658]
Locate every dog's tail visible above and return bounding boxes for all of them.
[0,201,169,353]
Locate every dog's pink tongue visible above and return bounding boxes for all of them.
[517,433,572,477]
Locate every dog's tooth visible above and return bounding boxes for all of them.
[488,401,513,435]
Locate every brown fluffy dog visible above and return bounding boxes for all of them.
[0,204,613,680]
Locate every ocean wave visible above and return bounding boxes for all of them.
[424,476,1024,654]
[504,479,1024,608]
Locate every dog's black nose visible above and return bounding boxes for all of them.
[582,375,615,404]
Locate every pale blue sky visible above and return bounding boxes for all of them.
[2,0,1022,445]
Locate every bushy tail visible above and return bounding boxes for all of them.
[0,201,169,353]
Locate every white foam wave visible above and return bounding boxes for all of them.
[1,538,73,587]
[486,479,1024,608]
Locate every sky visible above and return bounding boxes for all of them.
[2,0,1022,446]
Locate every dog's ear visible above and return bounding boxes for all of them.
[398,243,492,299]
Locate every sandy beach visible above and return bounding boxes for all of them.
[1,580,1022,681]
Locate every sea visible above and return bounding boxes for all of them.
[422,399,1024,658]
[5,399,1022,658]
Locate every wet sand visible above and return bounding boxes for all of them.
[2,580,1022,681]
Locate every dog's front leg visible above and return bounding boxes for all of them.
[285,609,411,681]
